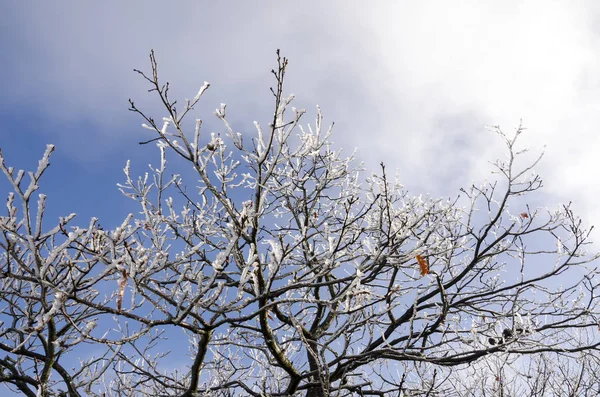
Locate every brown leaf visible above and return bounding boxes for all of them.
[117,269,128,311]
[416,255,429,276]
[520,212,529,219]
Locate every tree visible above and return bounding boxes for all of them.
[441,350,600,396]
[1,50,600,397]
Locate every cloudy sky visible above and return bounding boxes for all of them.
[2,1,600,236]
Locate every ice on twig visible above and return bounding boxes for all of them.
[193,81,210,103]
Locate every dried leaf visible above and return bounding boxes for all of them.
[117,269,128,311]
[416,255,429,276]
[520,212,529,219]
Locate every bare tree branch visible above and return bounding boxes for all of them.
[2,50,599,396]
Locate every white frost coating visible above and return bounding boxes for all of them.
[215,103,227,118]
[39,144,55,168]
[196,270,204,288]
[33,292,65,330]
[112,213,134,240]
[84,320,97,335]
[251,264,260,296]
[239,243,258,297]
[0,73,592,395]
[35,193,47,237]
[557,237,563,254]
[42,227,84,276]
[238,266,250,299]
[160,117,171,134]
[254,121,265,156]
[266,239,282,264]
[515,312,523,325]
[207,132,223,151]
[52,337,64,351]
[172,139,185,152]
[193,81,210,103]
[328,236,336,255]
[23,181,39,200]
[212,233,238,271]
[239,200,254,227]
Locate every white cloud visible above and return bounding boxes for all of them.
[341,1,600,227]
[3,1,600,231]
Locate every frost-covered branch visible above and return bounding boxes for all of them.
[2,51,599,397]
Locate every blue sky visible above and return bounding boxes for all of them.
[1,0,595,288]
[3,1,600,236]
[2,2,600,394]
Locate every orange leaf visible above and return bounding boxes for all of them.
[416,255,429,276]
[519,212,529,219]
